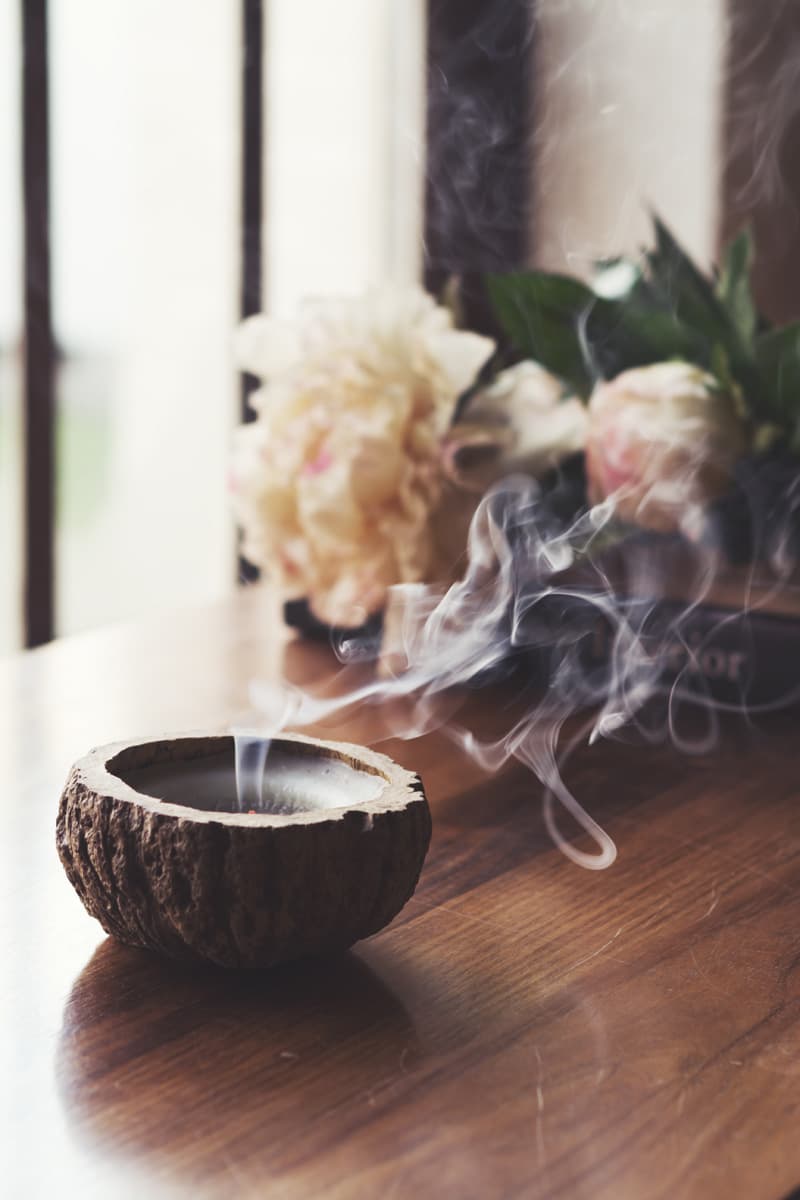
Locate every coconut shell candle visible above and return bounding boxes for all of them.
[56,732,431,968]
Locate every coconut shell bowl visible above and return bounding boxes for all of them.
[56,732,431,969]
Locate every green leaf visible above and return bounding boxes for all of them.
[710,343,750,422]
[487,270,710,396]
[710,344,734,393]
[486,273,595,394]
[717,230,757,346]
[606,303,709,368]
[648,217,769,407]
[754,323,800,425]
[648,217,739,349]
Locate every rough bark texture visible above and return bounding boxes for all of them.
[56,735,431,969]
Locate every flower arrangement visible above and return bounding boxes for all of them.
[231,217,800,632]
[484,215,800,568]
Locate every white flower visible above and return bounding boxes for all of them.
[229,287,494,627]
[585,362,747,534]
[442,361,588,491]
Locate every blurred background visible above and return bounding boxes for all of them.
[2,0,799,655]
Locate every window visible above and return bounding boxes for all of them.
[4,0,425,654]
[50,0,240,637]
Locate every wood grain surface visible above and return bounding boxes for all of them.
[1,586,800,1199]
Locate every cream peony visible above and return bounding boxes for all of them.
[585,362,747,534]
[230,288,494,627]
[442,361,587,492]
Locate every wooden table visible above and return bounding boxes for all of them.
[2,588,800,1199]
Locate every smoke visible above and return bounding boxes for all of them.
[234,421,800,866]
[234,733,270,812]
[241,474,626,868]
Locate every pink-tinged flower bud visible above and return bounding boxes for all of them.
[585,363,747,534]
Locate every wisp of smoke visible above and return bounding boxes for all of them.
[236,449,788,870]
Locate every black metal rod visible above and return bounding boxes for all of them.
[238,0,264,584]
[21,0,55,647]
[240,0,263,412]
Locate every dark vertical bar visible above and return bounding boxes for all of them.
[239,0,264,583]
[22,0,55,647]
[721,0,800,324]
[241,0,263,411]
[424,0,534,335]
